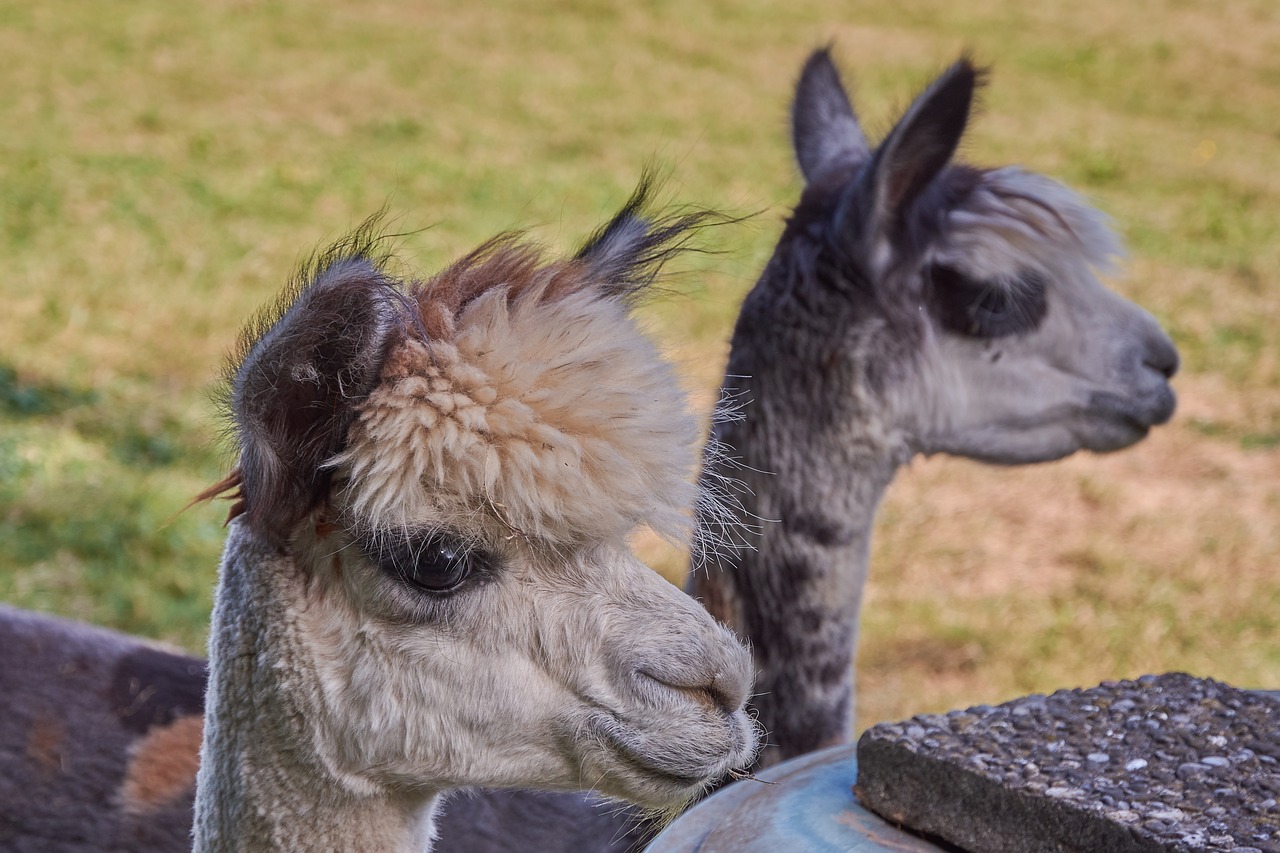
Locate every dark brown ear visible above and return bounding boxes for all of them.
[229,254,400,548]
[837,58,981,244]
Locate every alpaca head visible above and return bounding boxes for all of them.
[777,51,1177,464]
[217,186,757,811]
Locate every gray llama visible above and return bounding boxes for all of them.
[690,50,1176,770]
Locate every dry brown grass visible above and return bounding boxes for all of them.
[861,371,1280,724]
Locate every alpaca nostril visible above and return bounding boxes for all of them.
[674,680,741,717]
[680,685,721,715]
[637,670,742,717]
[701,673,745,717]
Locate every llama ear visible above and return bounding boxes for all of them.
[792,48,870,184]
[230,256,399,546]
[841,58,979,236]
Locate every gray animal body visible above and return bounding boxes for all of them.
[0,606,203,853]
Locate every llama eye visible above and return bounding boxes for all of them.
[971,288,1015,324]
[366,533,489,594]
[929,264,1048,339]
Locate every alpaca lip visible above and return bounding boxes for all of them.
[611,746,708,790]
[584,711,737,793]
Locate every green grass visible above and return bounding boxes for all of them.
[1,0,1277,724]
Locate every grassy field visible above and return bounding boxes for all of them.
[1,0,1276,731]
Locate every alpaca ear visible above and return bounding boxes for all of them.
[230,256,399,546]
[839,58,979,238]
[792,48,870,184]
[575,174,713,306]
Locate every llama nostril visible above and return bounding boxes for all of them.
[1143,336,1180,380]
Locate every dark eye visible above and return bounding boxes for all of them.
[929,264,1048,339]
[366,533,489,594]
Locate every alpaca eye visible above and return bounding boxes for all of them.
[929,264,1048,339]
[402,538,472,592]
[366,533,489,594]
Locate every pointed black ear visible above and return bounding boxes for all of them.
[792,48,871,183]
[859,58,979,221]
[230,256,399,546]
[574,172,715,306]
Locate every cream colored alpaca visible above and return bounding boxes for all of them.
[189,186,757,851]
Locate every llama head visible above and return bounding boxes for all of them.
[781,50,1177,464]
[220,186,756,810]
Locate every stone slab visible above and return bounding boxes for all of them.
[855,673,1280,852]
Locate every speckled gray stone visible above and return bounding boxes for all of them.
[855,673,1280,852]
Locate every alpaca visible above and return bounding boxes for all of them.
[0,184,761,852]
[688,50,1178,771]
[0,51,1180,853]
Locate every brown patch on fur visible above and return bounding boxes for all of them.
[119,713,204,816]
[409,240,595,343]
[375,337,427,382]
[26,717,65,778]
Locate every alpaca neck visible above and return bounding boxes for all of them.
[194,723,438,852]
[692,429,898,770]
[193,525,439,852]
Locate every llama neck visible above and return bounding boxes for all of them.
[193,525,439,852]
[693,436,897,770]
[691,282,904,767]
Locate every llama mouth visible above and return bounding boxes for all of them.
[1088,386,1177,437]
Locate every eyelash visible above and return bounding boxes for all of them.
[929,264,1048,339]
[362,531,496,596]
